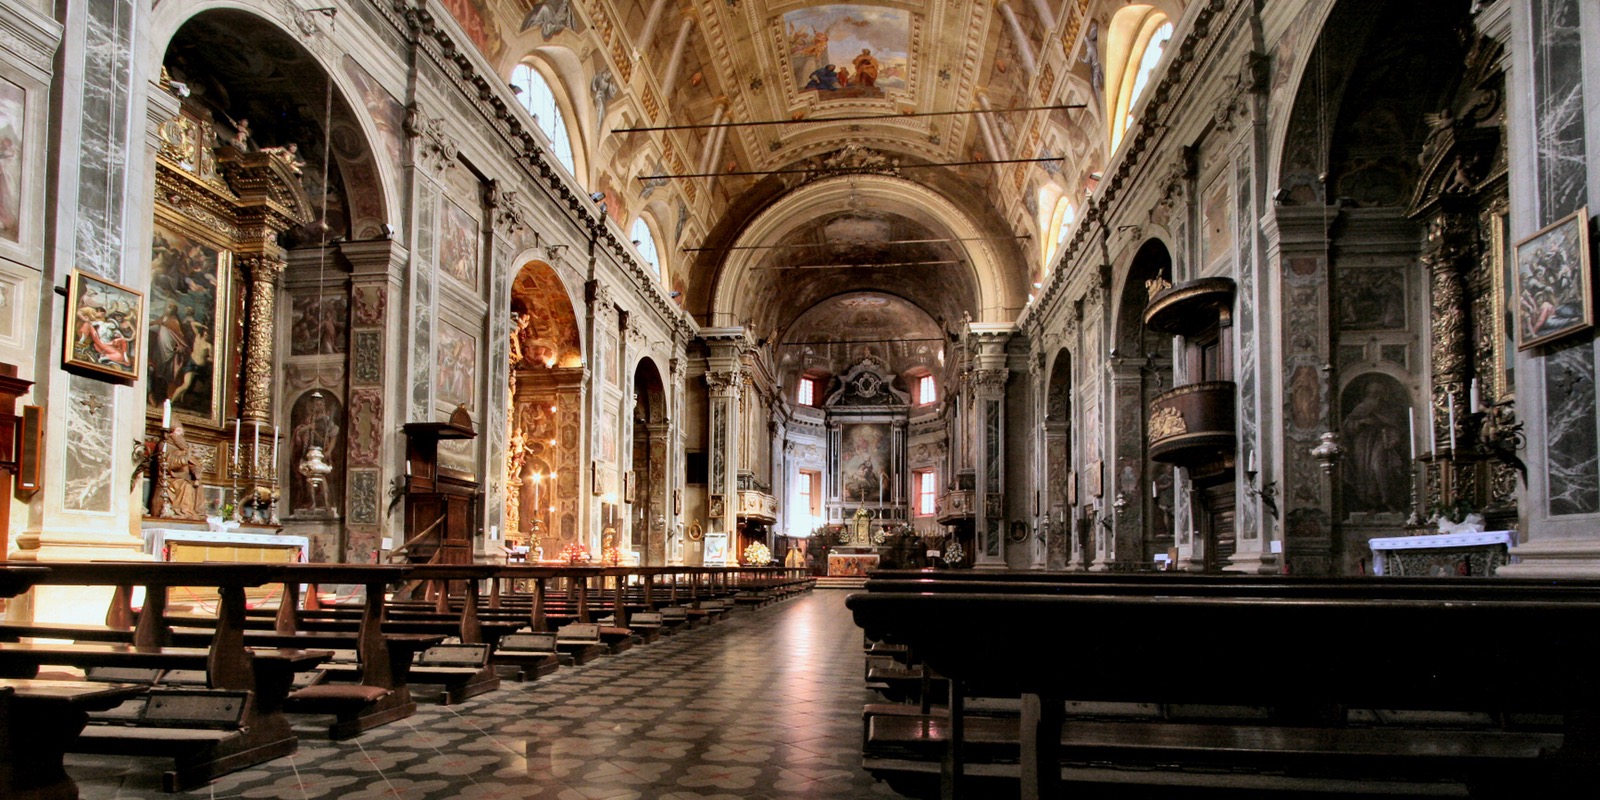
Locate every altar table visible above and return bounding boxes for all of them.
[828,552,879,577]
[1368,530,1516,577]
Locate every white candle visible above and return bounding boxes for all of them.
[253,420,261,468]
[405,460,411,476]
[1447,393,1457,452]
[162,400,171,429]
[1470,378,1481,412]
[1407,407,1416,460]
[1246,449,1256,474]
[1151,480,1158,499]
[271,425,279,469]
[233,419,241,466]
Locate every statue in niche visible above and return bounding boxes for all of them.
[158,424,202,519]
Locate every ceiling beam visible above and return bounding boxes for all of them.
[638,156,1063,181]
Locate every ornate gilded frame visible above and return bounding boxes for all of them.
[62,269,144,381]
[1514,205,1592,351]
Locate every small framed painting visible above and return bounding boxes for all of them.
[703,532,728,566]
[63,269,143,381]
[1516,206,1593,350]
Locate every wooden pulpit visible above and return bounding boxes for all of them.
[401,406,481,570]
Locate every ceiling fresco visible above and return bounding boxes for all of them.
[434,0,1150,332]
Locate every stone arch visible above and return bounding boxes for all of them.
[710,175,1020,327]
[147,3,396,237]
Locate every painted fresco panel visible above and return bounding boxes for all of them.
[0,78,22,244]
[437,321,476,410]
[440,199,480,288]
[290,293,348,355]
[786,6,909,98]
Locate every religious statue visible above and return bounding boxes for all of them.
[158,424,202,519]
[297,445,333,510]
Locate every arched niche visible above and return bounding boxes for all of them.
[1045,348,1075,568]
[632,357,670,564]
[507,260,586,551]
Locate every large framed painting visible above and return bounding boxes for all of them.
[63,269,143,380]
[839,422,890,504]
[147,220,231,426]
[1516,205,1592,350]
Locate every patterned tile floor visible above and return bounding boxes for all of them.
[73,590,907,800]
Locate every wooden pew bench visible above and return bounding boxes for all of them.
[1,678,146,800]
[850,586,1600,799]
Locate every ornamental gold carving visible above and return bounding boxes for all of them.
[1148,406,1187,443]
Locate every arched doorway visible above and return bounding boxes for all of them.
[507,261,584,556]
[632,359,669,564]
[1108,239,1178,569]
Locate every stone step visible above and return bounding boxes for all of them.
[814,576,868,590]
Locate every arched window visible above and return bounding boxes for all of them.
[631,217,660,277]
[1044,197,1076,269]
[510,62,576,176]
[1127,23,1173,119]
[1107,8,1174,151]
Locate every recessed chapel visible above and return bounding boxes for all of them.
[0,0,1597,796]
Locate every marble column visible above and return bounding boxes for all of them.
[634,0,673,55]
[971,368,1009,567]
[702,327,749,563]
[1098,359,1145,571]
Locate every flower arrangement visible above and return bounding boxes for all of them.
[743,541,772,566]
[561,543,591,565]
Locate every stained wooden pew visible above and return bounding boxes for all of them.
[1,562,334,792]
[850,579,1600,799]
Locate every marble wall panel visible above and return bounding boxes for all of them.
[1235,153,1260,540]
[353,330,383,384]
[347,388,383,467]
[1530,0,1588,224]
[1544,340,1599,514]
[63,376,116,512]
[72,0,134,278]
[347,469,379,527]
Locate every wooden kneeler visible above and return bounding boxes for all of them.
[285,580,418,740]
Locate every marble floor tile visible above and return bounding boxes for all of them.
[73,590,897,800]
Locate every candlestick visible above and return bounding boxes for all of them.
[161,400,171,430]
[1447,393,1457,452]
[1407,407,1416,461]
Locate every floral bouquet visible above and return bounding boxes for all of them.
[743,541,773,566]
